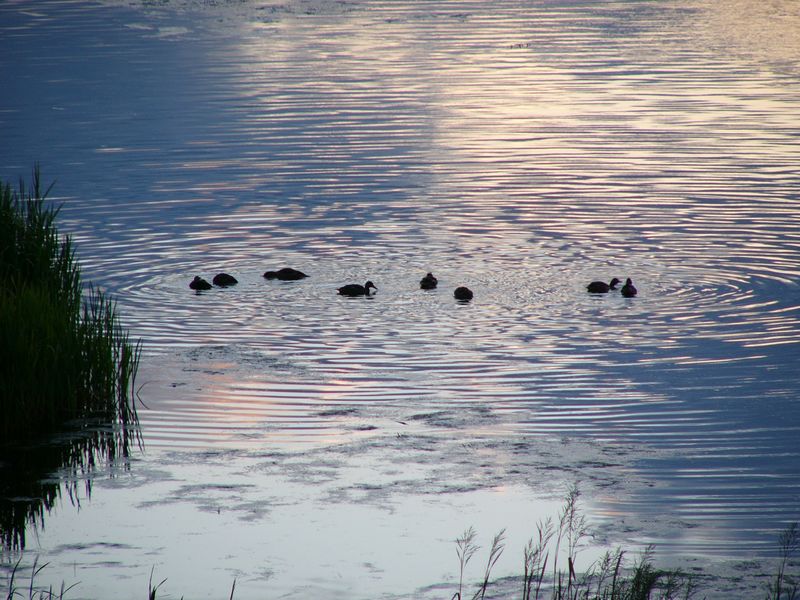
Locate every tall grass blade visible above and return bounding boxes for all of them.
[1,167,142,552]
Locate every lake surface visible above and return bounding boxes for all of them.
[2,0,800,597]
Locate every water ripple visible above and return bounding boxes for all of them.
[2,0,800,563]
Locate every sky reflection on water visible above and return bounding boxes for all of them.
[1,0,800,597]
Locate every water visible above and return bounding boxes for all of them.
[2,0,800,597]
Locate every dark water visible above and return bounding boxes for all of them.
[2,0,800,597]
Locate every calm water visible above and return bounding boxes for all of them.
[2,0,800,597]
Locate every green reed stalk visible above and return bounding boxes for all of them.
[0,167,140,445]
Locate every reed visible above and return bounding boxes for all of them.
[767,522,799,600]
[0,167,140,445]
[454,486,702,600]
[3,556,78,600]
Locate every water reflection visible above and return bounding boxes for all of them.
[0,423,138,553]
[1,0,800,596]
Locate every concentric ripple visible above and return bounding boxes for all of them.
[2,0,800,566]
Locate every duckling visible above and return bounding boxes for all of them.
[454,286,473,301]
[621,278,637,297]
[212,273,238,287]
[586,278,620,294]
[263,267,308,281]
[338,281,378,297]
[420,272,438,290]
[189,276,212,291]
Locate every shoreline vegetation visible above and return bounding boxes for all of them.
[447,489,798,600]
[449,487,703,600]
[0,168,141,551]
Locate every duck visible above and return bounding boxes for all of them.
[586,278,620,294]
[212,273,238,287]
[454,286,473,301]
[420,272,438,290]
[189,276,212,291]
[338,281,377,297]
[621,278,637,297]
[263,267,308,281]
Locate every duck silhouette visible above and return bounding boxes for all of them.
[420,272,438,290]
[263,267,308,281]
[338,281,377,297]
[189,276,212,291]
[212,273,238,287]
[586,278,620,294]
[621,278,637,297]
[454,286,473,301]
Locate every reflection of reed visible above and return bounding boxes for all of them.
[0,421,139,552]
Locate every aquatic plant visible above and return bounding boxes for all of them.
[3,556,78,600]
[0,168,141,552]
[146,570,235,600]
[3,560,237,600]
[452,527,507,600]
[454,527,480,600]
[453,485,701,600]
[767,522,799,600]
[0,167,140,443]
[522,516,554,600]
[147,567,167,600]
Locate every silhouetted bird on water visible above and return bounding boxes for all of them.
[263,267,308,281]
[189,276,212,290]
[213,273,238,287]
[454,286,473,301]
[338,281,377,297]
[420,272,438,289]
[586,278,620,294]
[621,278,637,297]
